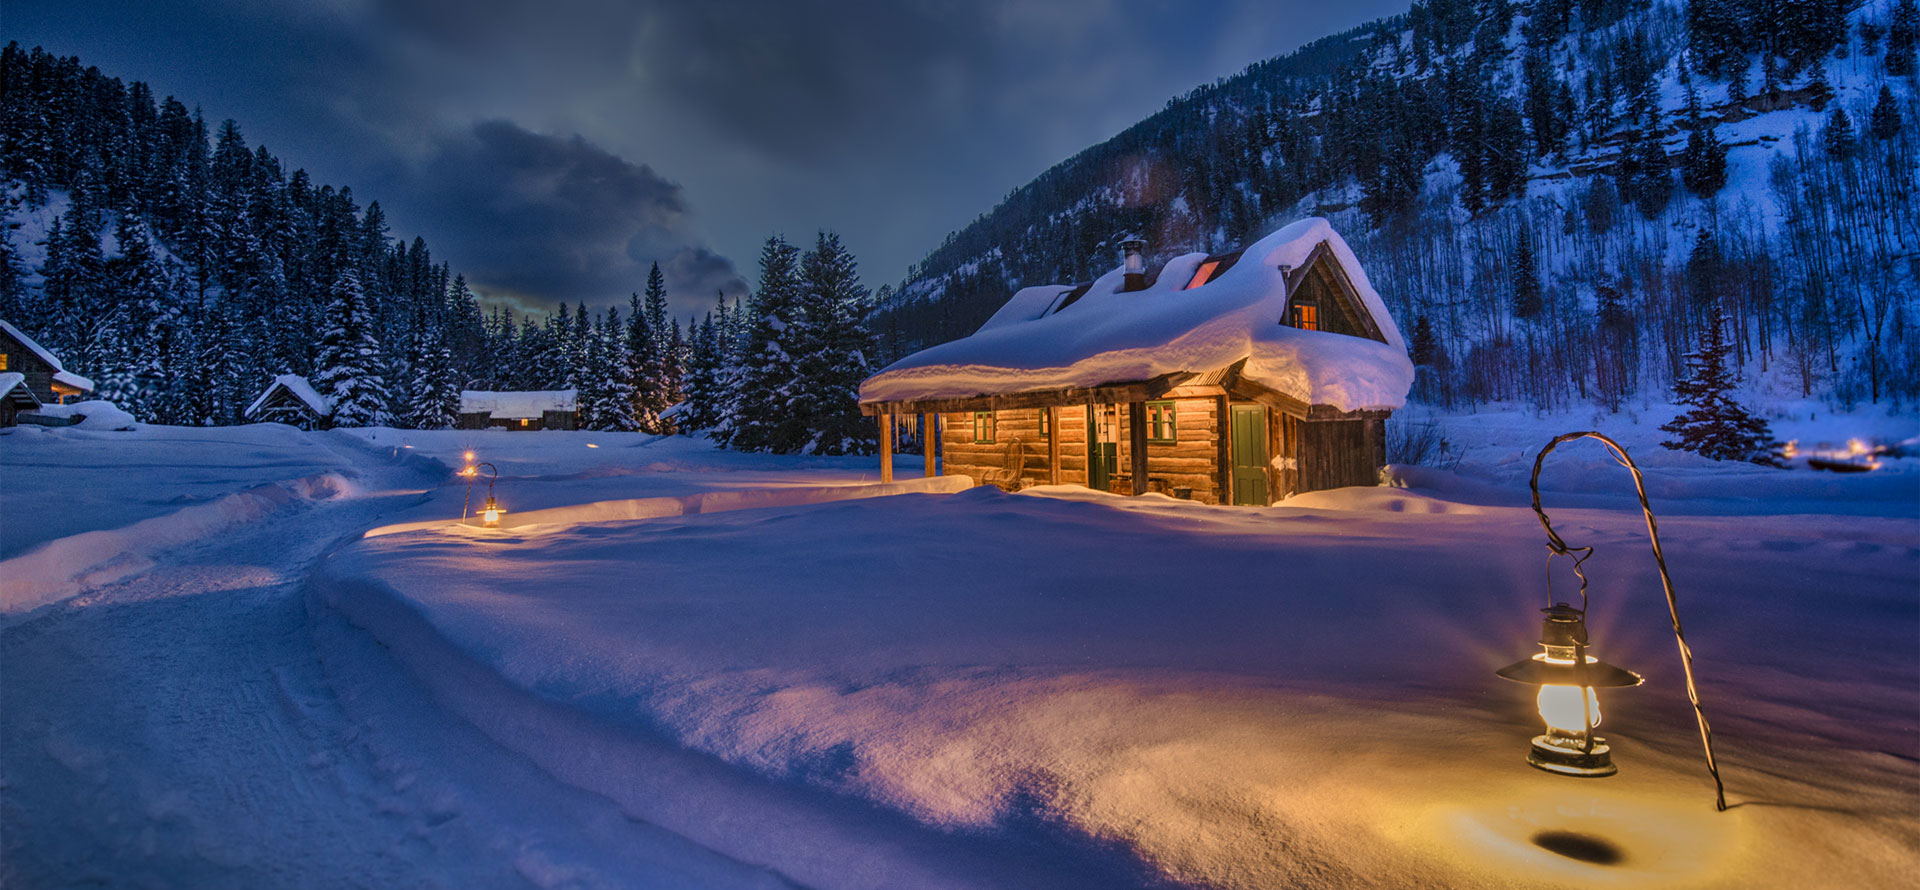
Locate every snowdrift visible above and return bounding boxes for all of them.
[316,481,1920,889]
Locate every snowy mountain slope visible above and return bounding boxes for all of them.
[881,0,1920,415]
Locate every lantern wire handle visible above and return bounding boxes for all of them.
[1529,431,1728,812]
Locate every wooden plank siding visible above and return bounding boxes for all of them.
[940,398,1224,503]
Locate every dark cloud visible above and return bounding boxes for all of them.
[663,246,751,307]
[398,120,734,314]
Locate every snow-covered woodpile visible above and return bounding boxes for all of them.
[457,390,579,431]
[859,219,1414,501]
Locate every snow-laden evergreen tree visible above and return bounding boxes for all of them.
[1660,310,1781,465]
[193,300,250,425]
[790,232,877,456]
[592,306,639,431]
[40,193,106,361]
[402,325,460,429]
[679,307,724,433]
[724,236,806,452]
[100,208,181,422]
[0,203,28,321]
[312,268,389,427]
[626,286,662,432]
[633,262,677,434]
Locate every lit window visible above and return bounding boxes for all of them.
[0,353,8,370]
[1186,260,1221,289]
[1039,409,1051,440]
[1146,401,1177,444]
[1292,303,1320,331]
[973,411,996,444]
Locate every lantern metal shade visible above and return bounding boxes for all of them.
[1495,655,1642,688]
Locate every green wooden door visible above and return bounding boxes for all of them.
[1230,405,1269,505]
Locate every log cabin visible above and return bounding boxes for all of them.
[858,218,1414,504]
[0,319,95,405]
[457,390,578,431]
[245,374,332,430]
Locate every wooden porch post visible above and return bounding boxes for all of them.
[924,413,938,477]
[1085,401,1098,488]
[1215,395,1232,505]
[878,413,894,483]
[1046,405,1061,486]
[1128,400,1149,496]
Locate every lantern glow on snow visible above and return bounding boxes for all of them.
[482,495,501,527]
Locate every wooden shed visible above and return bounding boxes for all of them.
[1,318,95,404]
[0,371,43,427]
[245,374,332,430]
[858,218,1413,504]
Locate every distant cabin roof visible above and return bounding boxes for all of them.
[459,390,577,419]
[0,319,95,392]
[246,374,331,419]
[859,218,1412,413]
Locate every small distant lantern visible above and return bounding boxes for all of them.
[1503,431,1729,810]
[1496,603,1642,777]
[1119,236,1148,292]
[462,460,501,527]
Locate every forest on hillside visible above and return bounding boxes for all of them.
[881,0,1920,413]
[0,43,880,452]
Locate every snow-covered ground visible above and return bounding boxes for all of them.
[3,409,1915,888]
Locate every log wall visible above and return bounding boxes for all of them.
[941,397,1223,503]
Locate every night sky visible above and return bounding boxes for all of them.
[9,0,1410,320]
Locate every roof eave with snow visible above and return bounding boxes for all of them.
[859,218,1413,415]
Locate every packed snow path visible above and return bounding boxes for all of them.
[0,435,805,888]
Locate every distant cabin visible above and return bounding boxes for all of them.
[0,372,42,427]
[457,390,578,431]
[0,319,95,405]
[245,374,332,430]
[858,218,1414,504]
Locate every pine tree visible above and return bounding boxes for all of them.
[1628,129,1674,219]
[725,235,806,452]
[1822,106,1855,157]
[110,208,182,422]
[1888,0,1918,77]
[790,231,877,455]
[630,263,674,432]
[592,307,639,431]
[1410,315,1439,366]
[1511,229,1544,319]
[1870,85,1903,140]
[680,308,724,432]
[1660,310,1782,465]
[402,325,460,429]
[1681,124,1729,196]
[312,268,389,427]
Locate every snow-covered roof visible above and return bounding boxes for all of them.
[860,218,1413,414]
[0,318,94,392]
[0,371,37,404]
[459,390,577,419]
[246,374,331,419]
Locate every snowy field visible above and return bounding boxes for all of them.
[3,408,1916,888]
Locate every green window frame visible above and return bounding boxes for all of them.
[1146,401,1177,444]
[973,411,996,444]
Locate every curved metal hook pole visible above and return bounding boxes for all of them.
[1530,431,1728,812]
